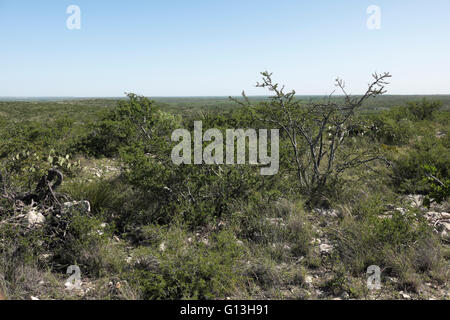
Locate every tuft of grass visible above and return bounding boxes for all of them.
[61,179,118,214]
[329,195,446,292]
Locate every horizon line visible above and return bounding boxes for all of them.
[2,93,450,101]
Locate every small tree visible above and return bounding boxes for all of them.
[233,71,392,197]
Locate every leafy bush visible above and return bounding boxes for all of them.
[420,165,450,205]
[391,134,449,200]
[369,113,413,145]
[116,94,271,227]
[80,94,181,157]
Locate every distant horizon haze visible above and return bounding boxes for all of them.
[2,94,450,101]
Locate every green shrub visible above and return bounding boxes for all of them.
[126,228,247,299]
[392,134,449,198]
[80,94,181,157]
[47,210,113,277]
[406,99,442,121]
[0,222,49,299]
[420,165,450,205]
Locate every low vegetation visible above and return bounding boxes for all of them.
[0,73,449,300]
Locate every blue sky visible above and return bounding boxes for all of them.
[0,0,449,96]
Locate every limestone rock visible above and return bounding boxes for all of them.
[319,243,333,255]
[26,209,45,227]
[405,194,424,208]
[399,291,411,299]
[62,201,91,214]
[340,291,350,300]
[436,221,450,238]
[305,275,314,286]
[314,208,339,218]
[425,211,450,237]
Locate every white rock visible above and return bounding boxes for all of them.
[62,201,91,214]
[27,210,45,227]
[426,211,440,218]
[388,277,398,283]
[399,291,411,299]
[30,296,39,300]
[340,291,350,300]
[39,253,53,261]
[314,208,339,218]
[440,212,450,219]
[405,194,424,208]
[439,222,450,231]
[65,280,82,290]
[437,221,450,237]
[319,244,333,254]
[395,207,407,214]
[436,131,446,139]
[328,209,339,218]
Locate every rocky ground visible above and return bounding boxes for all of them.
[1,158,448,301]
[15,193,447,301]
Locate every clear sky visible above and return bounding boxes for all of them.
[0,0,449,97]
